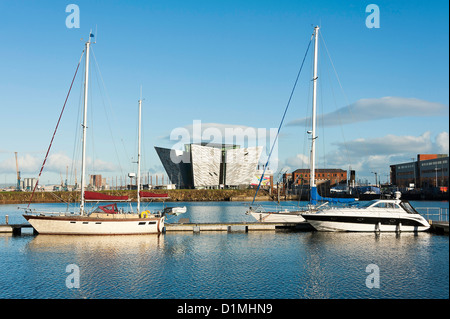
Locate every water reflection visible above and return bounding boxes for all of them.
[27,234,163,252]
[23,234,165,299]
[298,232,437,298]
[1,201,448,299]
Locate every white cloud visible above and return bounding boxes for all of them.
[335,131,434,157]
[0,152,118,175]
[277,131,449,181]
[284,154,309,168]
[46,153,74,173]
[436,132,449,154]
[288,96,447,127]
[89,158,118,172]
[0,153,40,174]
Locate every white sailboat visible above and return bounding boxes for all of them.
[23,33,165,235]
[248,26,348,223]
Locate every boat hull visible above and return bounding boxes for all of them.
[250,211,306,223]
[302,213,430,232]
[23,215,164,235]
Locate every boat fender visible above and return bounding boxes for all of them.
[140,211,149,218]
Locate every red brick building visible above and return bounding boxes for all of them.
[286,168,347,187]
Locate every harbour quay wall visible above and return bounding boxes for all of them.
[0,189,273,204]
[1,189,447,204]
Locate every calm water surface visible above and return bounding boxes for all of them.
[0,201,448,299]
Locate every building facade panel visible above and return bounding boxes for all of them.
[156,143,263,189]
[190,144,222,187]
[154,147,193,189]
[225,146,262,186]
[419,156,449,188]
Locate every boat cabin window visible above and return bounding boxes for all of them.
[372,202,399,209]
[399,201,419,214]
[360,201,400,209]
[360,200,377,208]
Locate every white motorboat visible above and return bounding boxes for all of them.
[23,33,165,235]
[301,192,430,232]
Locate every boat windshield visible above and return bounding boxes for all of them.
[399,201,419,214]
[359,200,401,209]
[359,200,377,208]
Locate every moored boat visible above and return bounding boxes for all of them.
[301,192,430,232]
[23,33,165,235]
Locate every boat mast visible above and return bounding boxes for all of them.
[137,97,142,213]
[310,26,319,188]
[80,32,93,215]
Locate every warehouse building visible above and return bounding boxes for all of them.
[390,154,449,189]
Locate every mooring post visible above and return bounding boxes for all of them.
[5,215,8,225]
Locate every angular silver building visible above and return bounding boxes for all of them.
[225,146,263,186]
[154,147,192,189]
[155,143,262,189]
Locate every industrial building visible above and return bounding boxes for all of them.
[390,154,449,189]
[89,174,105,189]
[284,168,348,187]
[22,178,38,191]
[155,143,262,189]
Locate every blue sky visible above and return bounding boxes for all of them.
[0,0,448,187]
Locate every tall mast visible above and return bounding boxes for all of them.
[137,98,142,213]
[80,32,93,215]
[310,26,319,188]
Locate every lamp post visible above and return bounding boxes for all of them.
[411,157,416,189]
[435,165,438,188]
[371,171,378,188]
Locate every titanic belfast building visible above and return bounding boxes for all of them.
[155,143,262,189]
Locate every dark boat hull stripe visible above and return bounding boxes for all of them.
[302,215,428,227]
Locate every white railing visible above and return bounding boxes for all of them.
[416,207,449,222]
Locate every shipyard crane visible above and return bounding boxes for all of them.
[14,152,21,191]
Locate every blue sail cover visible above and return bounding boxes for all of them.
[310,186,356,205]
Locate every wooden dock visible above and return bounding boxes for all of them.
[429,221,449,234]
[1,220,447,235]
[0,223,36,235]
[164,221,314,232]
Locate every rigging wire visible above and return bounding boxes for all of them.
[295,48,314,204]
[90,47,128,180]
[69,55,86,190]
[251,37,313,205]
[27,49,85,207]
[319,31,355,170]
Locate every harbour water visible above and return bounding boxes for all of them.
[0,201,448,299]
